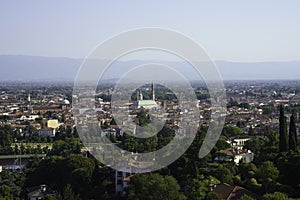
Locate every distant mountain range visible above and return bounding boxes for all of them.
[0,55,300,82]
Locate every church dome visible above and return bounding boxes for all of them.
[60,99,70,105]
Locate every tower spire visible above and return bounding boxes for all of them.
[152,82,155,101]
[139,89,143,100]
[136,90,139,101]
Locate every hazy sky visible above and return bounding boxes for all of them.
[0,1,300,62]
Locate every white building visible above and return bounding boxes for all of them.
[234,150,254,164]
[227,137,250,150]
[133,100,158,109]
[218,148,254,165]
[216,136,254,165]
[38,129,55,137]
[19,115,39,121]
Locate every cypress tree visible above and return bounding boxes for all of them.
[289,113,297,150]
[294,113,298,147]
[279,105,288,152]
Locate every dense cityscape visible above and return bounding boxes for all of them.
[0,80,300,199]
[2,1,300,199]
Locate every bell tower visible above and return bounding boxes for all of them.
[152,82,155,101]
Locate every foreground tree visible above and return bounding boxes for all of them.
[0,185,13,200]
[59,184,80,200]
[256,161,279,182]
[213,165,234,185]
[256,161,279,193]
[240,194,255,200]
[26,154,95,198]
[289,113,297,151]
[126,173,186,200]
[205,192,223,200]
[0,125,13,148]
[279,105,288,152]
[185,176,220,200]
[263,192,289,200]
[277,152,300,187]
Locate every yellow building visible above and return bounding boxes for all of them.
[47,119,59,129]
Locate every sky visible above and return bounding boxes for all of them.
[0,0,300,62]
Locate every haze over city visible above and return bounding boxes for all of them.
[1,1,300,200]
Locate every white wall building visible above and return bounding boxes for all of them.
[227,137,250,150]
[20,115,39,121]
[38,129,55,137]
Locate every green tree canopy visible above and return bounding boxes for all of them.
[0,125,13,147]
[185,176,220,200]
[256,161,279,182]
[222,126,244,137]
[0,185,13,200]
[212,165,234,185]
[126,173,186,200]
[26,154,95,197]
[136,108,151,126]
[240,194,256,200]
[205,192,223,200]
[263,192,289,200]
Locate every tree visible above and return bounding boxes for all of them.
[0,185,13,200]
[244,138,264,155]
[0,125,14,155]
[288,113,297,151]
[43,195,57,200]
[185,179,207,200]
[0,125,13,147]
[26,154,95,197]
[35,117,43,124]
[248,126,255,135]
[239,102,250,109]
[222,126,244,137]
[185,176,220,200]
[50,137,82,156]
[263,192,289,200]
[167,126,210,182]
[227,99,239,108]
[262,106,273,115]
[157,126,175,148]
[240,194,255,200]
[60,184,80,200]
[255,161,279,193]
[213,165,233,185]
[121,133,138,152]
[126,173,186,200]
[216,139,231,150]
[256,161,279,182]
[279,105,288,152]
[136,108,151,126]
[205,192,223,200]
[277,152,300,187]
[238,162,257,180]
